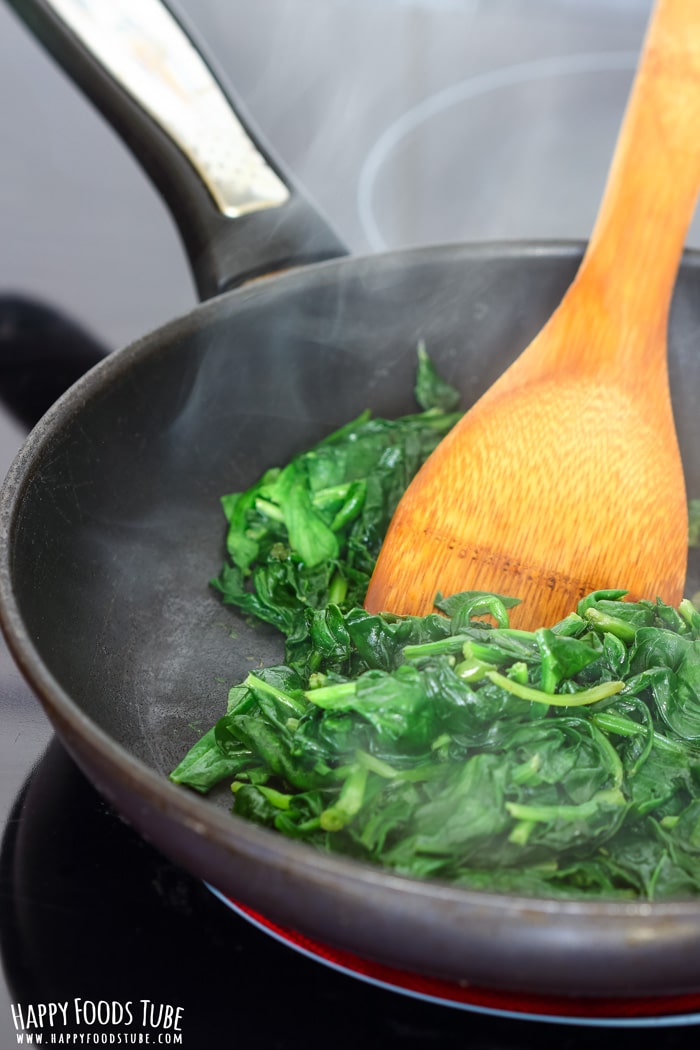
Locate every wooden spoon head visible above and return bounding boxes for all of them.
[365,0,700,630]
[365,370,688,629]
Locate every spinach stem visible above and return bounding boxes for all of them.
[244,672,307,715]
[305,681,358,708]
[486,671,625,707]
[584,608,637,642]
[320,765,368,831]
[506,788,626,824]
[328,572,348,605]
[254,497,285,522]
[402,635,472,659]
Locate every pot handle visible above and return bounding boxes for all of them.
[7,0,349,299]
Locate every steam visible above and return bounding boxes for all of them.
[357,51,637,250]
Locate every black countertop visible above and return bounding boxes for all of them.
[2,1,700,1046]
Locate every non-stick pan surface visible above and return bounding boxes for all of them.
[5,0,700,1003]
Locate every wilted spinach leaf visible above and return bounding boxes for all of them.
[171,348,700,901]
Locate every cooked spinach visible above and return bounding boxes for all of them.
[210,345,461,645]
[171,350,700,900]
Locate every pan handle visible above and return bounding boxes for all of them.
[7,0,349,299]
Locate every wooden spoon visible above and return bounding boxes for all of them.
[365,0,700,630]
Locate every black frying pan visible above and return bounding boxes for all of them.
[4,0,700,1003]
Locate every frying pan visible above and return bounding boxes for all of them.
[4,0,700,1003]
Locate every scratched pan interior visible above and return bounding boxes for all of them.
[4,241,700,1000]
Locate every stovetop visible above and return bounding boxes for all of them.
[2,0,700,1046]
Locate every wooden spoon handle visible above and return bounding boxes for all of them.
[571,0,700,367]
